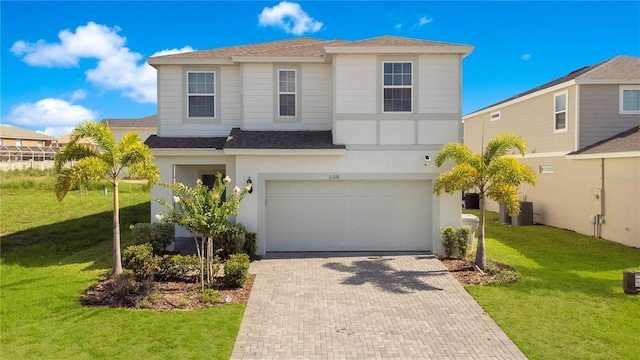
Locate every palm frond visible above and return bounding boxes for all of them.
[72,121,117,152]
[54,143,99,172]
[486,181,520,215]
[487,157,538,188]
[433,163,480,195]
[434,142,474,167]
[54,168,79,201]
[484,133,527,165]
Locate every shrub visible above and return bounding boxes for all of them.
[130,222,175,255]
[157,254,200,282]
[243,232,257,258]
[109,272,153,307]
[197,289,222,305]
[441,226,457,257]
[122,243,160,279]
[441,226,471,258]
[214,222,246,259]
[224,253,250,288]
[456,226,471,258]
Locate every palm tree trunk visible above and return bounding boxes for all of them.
[112,181,123,275]
[475,195,487,270]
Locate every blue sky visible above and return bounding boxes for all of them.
[2,1,639,136]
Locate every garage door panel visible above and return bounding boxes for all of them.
[266,180,431,252]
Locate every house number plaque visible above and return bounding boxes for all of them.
[329,174,340,180]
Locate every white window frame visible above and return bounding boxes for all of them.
[490,111,501,121]
[619,85,640,114]
[16,139,22,147]
[186,71,215,118]
[37,140,44,147]
[278,69,297,117]
[382,61,413,113]
[553,91,568,133]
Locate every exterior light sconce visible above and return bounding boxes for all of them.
[424,155,431,166]
[246,177,253,194]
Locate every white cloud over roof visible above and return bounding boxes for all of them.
[4,98,97,137]
[10,22,193,104]
[258,1,323,35]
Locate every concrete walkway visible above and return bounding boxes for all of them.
[231,253,526,360]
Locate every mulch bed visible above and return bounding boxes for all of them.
[80,274,255,311]
[437,255,501,286]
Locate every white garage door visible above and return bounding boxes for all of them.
[266,180,431,252]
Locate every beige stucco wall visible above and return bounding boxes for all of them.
[482,154,639,249]
[464,84,577,154]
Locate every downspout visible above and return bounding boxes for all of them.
[598,158,605,238]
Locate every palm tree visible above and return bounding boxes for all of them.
[433,133,537,269]
[54,121,159,275]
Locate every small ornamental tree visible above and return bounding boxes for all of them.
[156,174,251,290]
[433,133,537,270]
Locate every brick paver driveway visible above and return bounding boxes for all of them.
[231,253,526,359]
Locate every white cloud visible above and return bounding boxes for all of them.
[418,16,433,26]
[10,22,125,68]
[521,54,532,61]
[70,89,87,101]
[11,22,193,103]
[395,23,402,30]
[258,1,323,35]
[4,98,97,137]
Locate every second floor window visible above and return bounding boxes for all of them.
[188,72,215,118]
[554,92,567,131]
[16,139,22,147]
[279,70,296,117]
[620,87,640,113]
[383,62,412,112]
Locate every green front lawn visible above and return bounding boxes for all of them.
[466,210,640,360]
[1,178,244,359]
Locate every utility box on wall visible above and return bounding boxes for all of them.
[591,188,603,215]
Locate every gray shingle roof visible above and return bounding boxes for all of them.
[149,36,471,61]
[99,115,157,128]
[145,129,344,150]
[225,128,345,149]
[151,38,346,60]
[568,126,640,155]
[145,135,227,149]
[471,55,640,113]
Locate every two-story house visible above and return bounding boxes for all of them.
[146,36,474,256]
[464,56,639,248]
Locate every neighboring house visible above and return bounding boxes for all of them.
[146,36,474,255]
[57,133,100,152]
[0,124,58,162]
[464,55,640,248]
[99,114,157,143]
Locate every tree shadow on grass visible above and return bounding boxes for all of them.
[324,256,447,294]
[1,202,149,269]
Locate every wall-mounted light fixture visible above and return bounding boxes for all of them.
[246,177,253,193]
[424,155,431,166]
